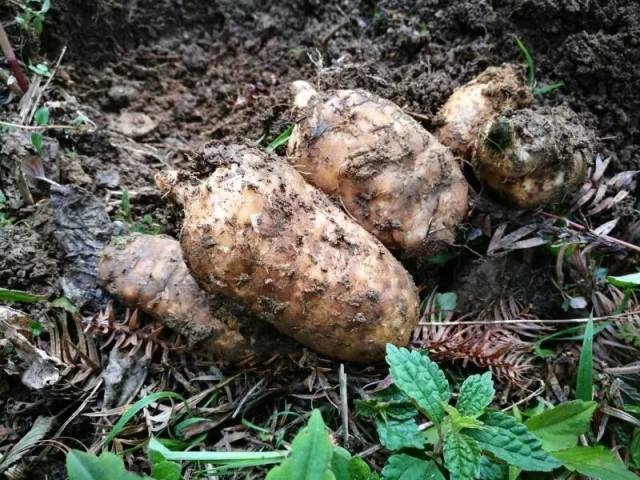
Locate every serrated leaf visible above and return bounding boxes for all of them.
[457,372,494,417]
[553,446,640,480]
[443,432,481,480]
[524,400,597,452]
[381,454,444,480]
[385,345,450,423]
[476,456,507,480]
[443,404,484,431]
[376,417,425,451]
[466,412,560,472]
[266,410,333,480]
[66,451,144,480]
[356,386,417,421]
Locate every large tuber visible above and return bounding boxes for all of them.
[287,81,468,257]
[155,143,419,362]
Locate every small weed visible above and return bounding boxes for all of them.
[117,189,164,235]
[266,125,293,153]
[15,0,51,36]
[28,62,52,77]
[514,35,565,97]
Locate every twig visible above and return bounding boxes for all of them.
[0,23,28,93]
[339,364,349,446]
[418,310,640,326]
[405,110,431,122]
[26,45,67,125]
[0,120,93,132]
[540,210,640,254]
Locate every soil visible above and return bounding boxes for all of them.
[2,0,640,477]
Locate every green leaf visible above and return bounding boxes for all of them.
[385,344,450,423]
[266,410,334,480]
[31,132,43,153]
[443,432,481,480]
[376,417,425,451]
[631,428,640,469]
[151,461,181,480]
[381,454,444,480]
[476,456,507,480]
[466,411,560,472]
[436,292,457,312]
[457,372,495,417]
[66,451,144,480]
[513,36,535,85]
[607,272,640,288]
[51,296,79,313]
[553,446,640,480]
[331,448,352,480]
[0,287,48,304]
[356,386,417,421]
[266,125,293,153]
[533,82,564,97]
[103,392,186,446]
[34,106,49,126]
[576,317,594,401]
[524,400,597,452]
[0,416,53,473]
[443,404,484,431]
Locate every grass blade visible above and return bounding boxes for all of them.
[102,392,186,447]
[533,82,564,97]
[0,416,54,472]
[576,317,594,401]
[266,125,293,153]
[0,287,48,304]
[514,35,535,86]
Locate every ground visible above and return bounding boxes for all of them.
[1,0,640,478]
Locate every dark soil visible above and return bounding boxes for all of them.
[2,0,640,477]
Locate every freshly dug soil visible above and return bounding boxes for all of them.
[42,0,640,171]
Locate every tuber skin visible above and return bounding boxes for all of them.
[98,233,263,361]
[155,143,419,363]
[287,81,468,257]
[435,64,533,160]
[474,106,593,208]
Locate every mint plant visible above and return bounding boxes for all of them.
[358,345,639,480]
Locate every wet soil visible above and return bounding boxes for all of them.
[2,0,640,477]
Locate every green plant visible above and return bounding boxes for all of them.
[357,344,639,480]
[266,125,293,153]
[117,190,164,235]
[513,36,564,97]
[15,0,51,35]
[31,105,48,155]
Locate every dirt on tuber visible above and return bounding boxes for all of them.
[287,81,468,257]
[155,143,419,362]
[98,233,288,362]
[436,64,594,208]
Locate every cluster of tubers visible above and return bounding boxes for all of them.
[99,63,596,363]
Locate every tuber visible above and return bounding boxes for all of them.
[98,233,281,362]
[287,81,468,256]
[474,106,593,208]
[155,143,419,362]
[436,64,594,208]
[435,64,533,159]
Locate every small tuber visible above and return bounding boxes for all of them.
[435,64,533,159]
[287,81,468,256]
[436,64,594,208]
[98,233,265,361]
[155,143,419,362]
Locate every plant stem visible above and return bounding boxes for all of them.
[0,23,29,93]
